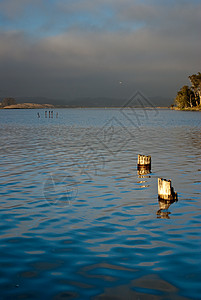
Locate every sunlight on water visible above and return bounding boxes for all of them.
[0,108,201,299]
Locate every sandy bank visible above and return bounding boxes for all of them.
[3,103,54,109]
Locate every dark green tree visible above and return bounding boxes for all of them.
[188,72,201,105]
[1,97,16,107]
[175,85,192,109]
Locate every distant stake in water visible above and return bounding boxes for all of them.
[158,178,177,201]
[137,154,151,175]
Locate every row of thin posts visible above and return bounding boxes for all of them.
[137,154,178,218]
[45,111,58,118]
[37,111,58,118]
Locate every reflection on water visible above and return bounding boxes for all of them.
[137,164,151,188]
[157,198,178,219]
[137,168,151,176]
[0,109,201,299]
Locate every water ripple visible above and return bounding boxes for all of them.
[0,109,201,299]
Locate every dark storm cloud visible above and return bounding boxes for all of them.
[0,0,201,101]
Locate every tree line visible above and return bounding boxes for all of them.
[175,72,201,109]
[0,97,16,108]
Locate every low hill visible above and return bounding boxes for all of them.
[3,103,54,109]
[1,95,173,108]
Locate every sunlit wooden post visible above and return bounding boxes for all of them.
[137,154,151,175]
[158,178,177,200]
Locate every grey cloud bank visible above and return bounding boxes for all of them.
[0,0,200,105]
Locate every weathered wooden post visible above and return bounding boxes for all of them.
[158,178,177,201]
[137,154,151,175]
[45,111,47,118]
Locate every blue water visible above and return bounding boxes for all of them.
[0,108,201,299]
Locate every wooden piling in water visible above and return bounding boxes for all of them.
[158,178,177,201]
[137,154,151,174]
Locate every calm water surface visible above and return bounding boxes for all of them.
[0,108,201,299]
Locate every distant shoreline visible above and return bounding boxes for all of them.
[2,103,54,109]
[4,104,200,110]
[172,106,201,111]
[1,104,171,109]
[1,104,200,111]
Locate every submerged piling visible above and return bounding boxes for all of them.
[158,178,177,201]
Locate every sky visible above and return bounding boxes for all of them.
[0,0,201,104]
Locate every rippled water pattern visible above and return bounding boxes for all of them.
[0,108,201,300]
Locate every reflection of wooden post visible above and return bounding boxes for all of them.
[158,178,177,201]
[137,154,151,175]
[158,199,172,210]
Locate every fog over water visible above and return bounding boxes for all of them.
[0,1,201,104]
